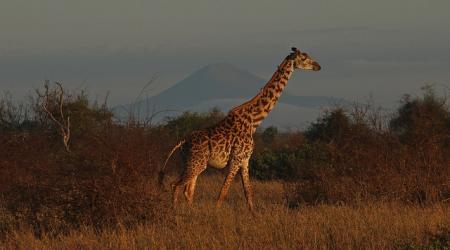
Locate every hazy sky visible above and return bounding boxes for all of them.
[1,0,449,107]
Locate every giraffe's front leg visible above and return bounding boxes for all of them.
[216,158,241,208]
[240,159,254,211]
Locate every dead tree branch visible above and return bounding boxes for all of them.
[40,82,71,152]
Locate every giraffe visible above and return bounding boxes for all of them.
[159,47,321,211]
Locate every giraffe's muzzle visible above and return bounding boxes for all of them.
[312,62,321,71]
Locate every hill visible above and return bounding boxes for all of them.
[118,63,347,127]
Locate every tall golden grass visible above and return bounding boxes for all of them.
[1,176,449,249]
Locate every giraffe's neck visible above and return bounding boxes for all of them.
[237,57,294,129]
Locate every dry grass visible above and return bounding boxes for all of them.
[2,174,449,250]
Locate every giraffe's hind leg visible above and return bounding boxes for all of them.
[171,176,185,206]
[184,175,199,205]
[171,129,209,207]
[171,158,207,207]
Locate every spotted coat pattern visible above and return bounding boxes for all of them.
[164,48,321,210]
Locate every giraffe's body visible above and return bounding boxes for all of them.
[160,48,321,210]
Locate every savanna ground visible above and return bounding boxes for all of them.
[3,176,450,250]
[0,84,449,249]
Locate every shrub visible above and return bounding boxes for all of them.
[285,89,450,205]
[261,126,278,144]
[0,86,171,237]
[0,92,34,131]
[163,107,224,139]
[304,108,351,143]
[390,86,450,152]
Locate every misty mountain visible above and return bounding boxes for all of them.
[143,63,264,108]
[117,63,348,128]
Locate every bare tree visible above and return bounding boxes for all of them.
[38,82,71,152]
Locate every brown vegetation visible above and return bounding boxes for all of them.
[0,84,449,249]
[253,88,450,205]
[1,178,450,249]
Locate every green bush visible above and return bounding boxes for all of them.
[390,86,450,145]
[304,108,351,143]
[163,107,224,139]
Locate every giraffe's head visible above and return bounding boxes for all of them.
[290,47,321,71]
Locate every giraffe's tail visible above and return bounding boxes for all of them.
[158,140,185,188]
